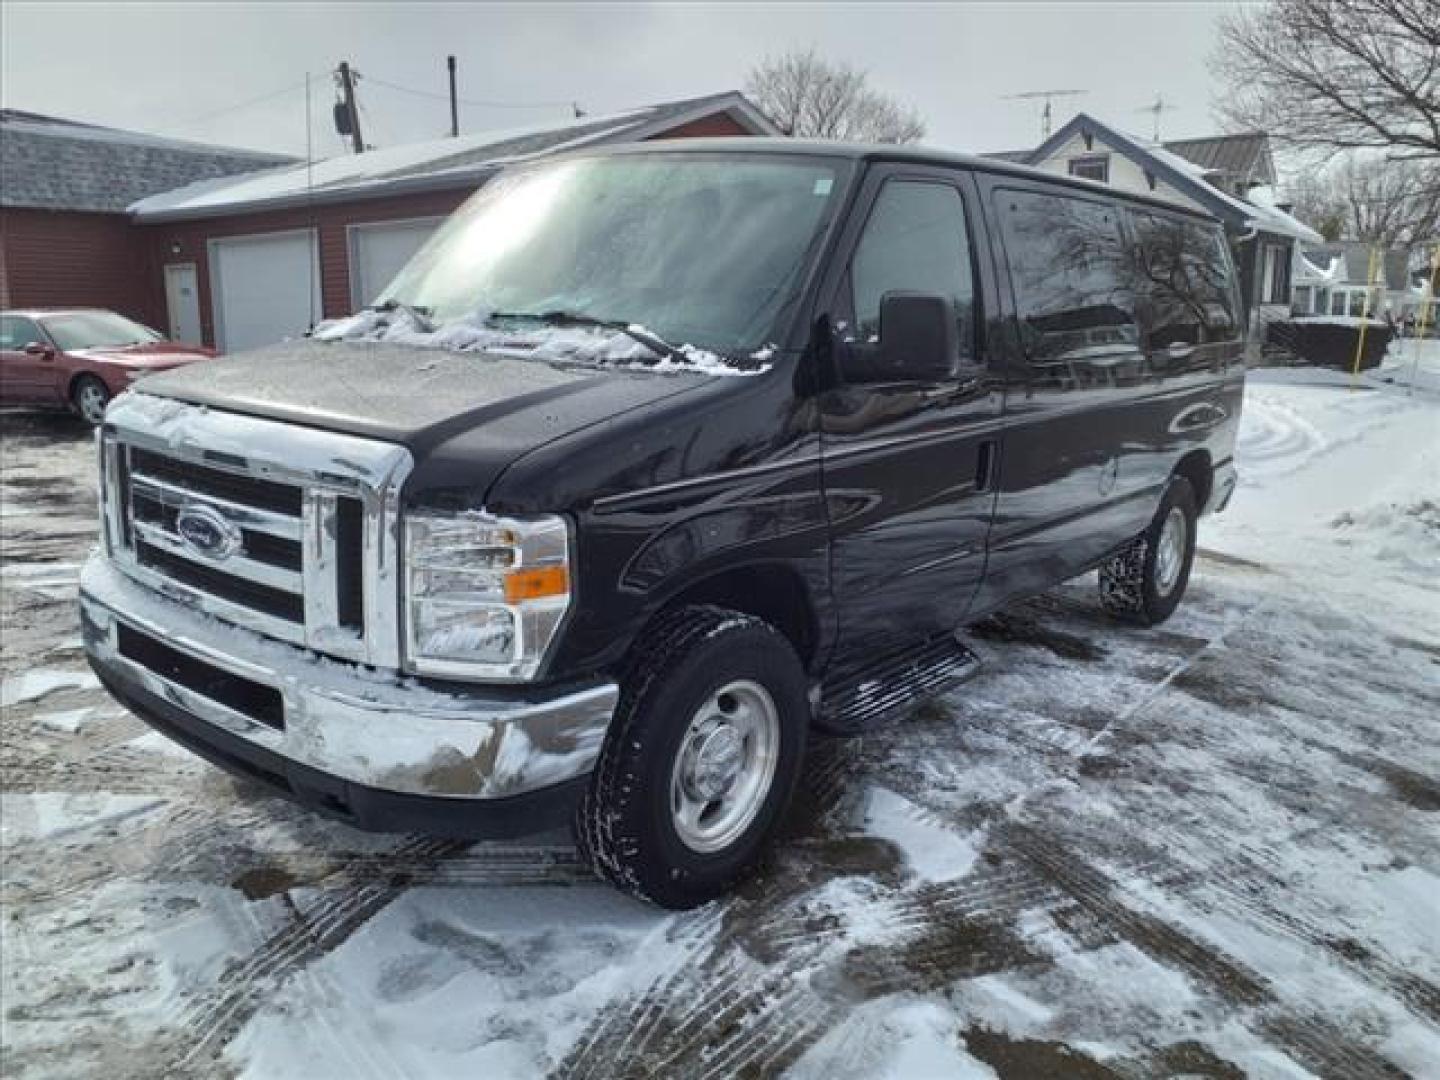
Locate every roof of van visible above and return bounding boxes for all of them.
[570,138,1222,222]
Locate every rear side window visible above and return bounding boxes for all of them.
[0,317,43,350]
[849,180,977,366]
[997,190,1140,372]
[1130,213,1240,346]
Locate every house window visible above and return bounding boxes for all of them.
[1330,291,1346,316]
[1293,285,1312,315]
[1260,243,1290,304]
[1068,155,1110,183]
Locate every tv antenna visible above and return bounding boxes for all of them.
[1003,89,1087,140]
[1136,94,1178,141]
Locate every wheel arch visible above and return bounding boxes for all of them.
[1172,449,1212,512]
[641,561,822,672]
[66,369,109,403]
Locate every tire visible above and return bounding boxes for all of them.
[1099,476,1198,627]
[575,605,809,909]
[71,375,111,425]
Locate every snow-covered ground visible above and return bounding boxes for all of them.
[2,343,1436,1078]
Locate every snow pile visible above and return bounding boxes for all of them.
[1330,498,1440,576]
[1,669,99,708]
[1375,336,1440,394]
[312,307,769,376]
[1205,361,1439,631]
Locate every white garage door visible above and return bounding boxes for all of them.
[349,218,442,310]
[210,230,322,353]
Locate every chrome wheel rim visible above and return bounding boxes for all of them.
[1154,507,1187,596]
[77,383,108,424]
[669,679,780,854]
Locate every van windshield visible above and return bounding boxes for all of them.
[377,154,850,366]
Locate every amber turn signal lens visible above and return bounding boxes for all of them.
[503,564,570,603]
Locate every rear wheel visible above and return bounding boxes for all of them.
[575,605,809,909]
[1099,476,1197,626]
[71,375,111,425]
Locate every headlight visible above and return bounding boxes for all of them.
[403,509,572,681]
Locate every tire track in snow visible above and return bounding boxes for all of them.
[1142,820,1440,1027]
[1003,823,1416,1080]
[169,835,468,1072]
[554,587,1264,1078]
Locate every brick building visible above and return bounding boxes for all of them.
[0,109,292,336]
[2,92,775,351]
[129,91,774,351]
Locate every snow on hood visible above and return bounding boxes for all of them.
[311,307,773,377]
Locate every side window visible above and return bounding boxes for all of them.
[848,180,977,367]
[1130,213,1240,348]
[0,317,43,350]
[997,190,1141,387]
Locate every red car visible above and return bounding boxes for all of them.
[0,309,216,424]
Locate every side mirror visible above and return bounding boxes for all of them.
[842,292,957,382]
[23,341,55,358]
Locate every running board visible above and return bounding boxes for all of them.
[816,635,982,734]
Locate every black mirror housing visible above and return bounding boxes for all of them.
[837,291,958,383]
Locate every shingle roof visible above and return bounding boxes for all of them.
[985,129,1277,187]
[130,91,778,222]
[1162,132,1275,186]
[1,109,296,213]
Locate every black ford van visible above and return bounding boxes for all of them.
[82,140,1242,908]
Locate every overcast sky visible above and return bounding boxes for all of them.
[3,2,1247,159]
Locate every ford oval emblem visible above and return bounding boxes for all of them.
[175,504,243,561]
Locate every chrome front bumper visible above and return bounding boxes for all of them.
[80,553,617,803]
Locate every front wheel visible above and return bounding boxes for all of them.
[1099,476,1198,626]
[575,605,809,909]
[71,375,111,425]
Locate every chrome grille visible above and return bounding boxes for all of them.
[99,393,413,668]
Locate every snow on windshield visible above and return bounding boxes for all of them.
[311,306,774,377]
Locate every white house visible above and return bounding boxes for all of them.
[1292,242,1411,321]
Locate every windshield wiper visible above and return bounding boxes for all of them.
[369,299,434,333]
[488,309,687,364]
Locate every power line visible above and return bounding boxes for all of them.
[164,80,309,130]
[361,73,573,111]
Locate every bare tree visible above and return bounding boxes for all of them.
[1212,0,1440,160]
[1290,154,1440,243]
[746,48,926,144]
[1287,169,1349,241]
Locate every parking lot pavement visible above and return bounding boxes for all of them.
[3,403,1438,1079]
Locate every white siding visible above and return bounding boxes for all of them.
[1030,132,1207,213]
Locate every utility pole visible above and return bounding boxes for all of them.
[447,56,459,137]
[337,61,364,154]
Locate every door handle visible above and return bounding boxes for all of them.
[975,439,997,494]
[1167,342,1196,360]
